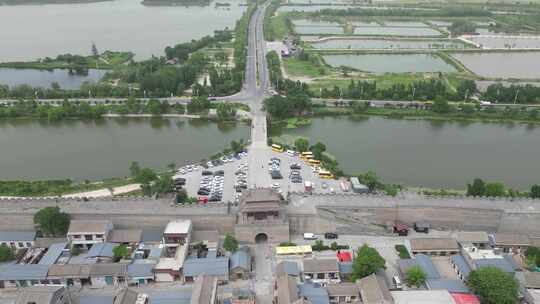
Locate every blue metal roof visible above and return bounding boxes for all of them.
[79,295,113,304]
[38,243,67,265]
[426,279,469,293]
[147,291,191,304]
[183,257,229,277]
[0,231,36,242]
[230,250,250,271]
[475,258,515,273]
[277,261,300,276]
[415,254,441,279]
[338,262,352,275]
[127,263,155,278]
[0,264,49,280]
[451,255,471,279]
[141,229,164,243]
[87,242,116,258]
[299,283,330,304]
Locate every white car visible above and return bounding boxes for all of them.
[286,150,295,156]
[207,162,214,168]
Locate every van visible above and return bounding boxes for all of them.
[393,276,403,290]
[286,150,295,156]
[303,233,317,240]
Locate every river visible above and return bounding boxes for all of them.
[0,0,245,62]
[271,116,540,190]
[0,118,249,181]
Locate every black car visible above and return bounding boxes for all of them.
[291,178,303,183]
[214,170,225,176]
[324,232,338,239]
[290,164,301,170]
[271,171,283,179]
[197,190,210,196]
[202,170,213,176]
[174,178,186,185]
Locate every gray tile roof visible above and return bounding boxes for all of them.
[456,231,489,245]
[47,264,91,278]
[183,257,229,277]
[109,229,142,244]
[38,243,67,265]
[127,263,155,278]
[141,229,164,243]
[303,258,338,273]
[474,258,515,273]
[451,255,471,279]
[410,238,459,251]
[230,250,251,271]
[68,220,112,234]
[276,274,299,304]
[426,279,469,293]
[0,264,50,280]
[87,242,116,258]
[90,263,127,277]
[415,254,441,279]
[357,274,394,304]
[0,231,36,242]
[277,261,300,277]
[492,233,531,246]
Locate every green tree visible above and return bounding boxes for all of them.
[216,103,237,121]
[531,184,540,199]
[0,244,15,262]
[129,161,141,177]
[485,182,506,197]
[467,267,518,304]
[405,266,426,287]
[432,96,451,114]
[223,234,238,252]
[467,178,486,196]
[176,189,188,204]
[33,206,70,237]
[134,168,157,184]
[359,171,383,192]
[294,137,310,152]
[310,142,327,159]
[351,244,386,281]
[113,245,130,261]
[70,246,80,256]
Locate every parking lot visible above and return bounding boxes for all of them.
[266,150,347,197]
[173,152,250,204]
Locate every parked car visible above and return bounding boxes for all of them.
[303,233,317,240]
[202,170,213,176]
[290,163,301,170]
[324,232,338,239]
[214,170,225,176]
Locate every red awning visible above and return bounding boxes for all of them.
[337,251,352,262]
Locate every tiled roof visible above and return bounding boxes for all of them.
[109,229,142,244]
[230,250,251,271]
[183,257,229,277]
[303,258,338,273]
[0,264,50,280]
[68,220,112,234]
[276,261,300,277]
[0,230,36,242]
[410,238,459,251]
[87,242,116,258]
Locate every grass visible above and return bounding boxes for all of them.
[308,73,432,93]
[283,57,327,78]
[0,51,134,70]
[268,13,290,41]
[0,177,134,197]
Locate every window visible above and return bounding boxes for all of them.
[96,234,104,239]
[18,242,24,248]
[85,235,92,241]
[317,273,325,279]
[26,242,32,247]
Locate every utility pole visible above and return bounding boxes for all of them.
[514,88,520,105]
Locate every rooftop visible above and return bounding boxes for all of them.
[325,283,360,297]
[276,274,299,304]
[15,286,66,304]
[474,258,515,273]
[462,245,502,260]
[89,263,127,276]
[0,230,36,242]
[114,288,140,304]
[191,230,219,246]
[164,220,192,235]
[523,272,540,289]
[391,290,454,304]
[357,274,393,304]
[109,229,142,244]
[410,238,459,251]
[38,242,67,265]
[456,231,489,245]
[230,250,251,271]
[451,293,481,304]
[127,263,155,278]
[141,229,164,243]
[492,233,531,246]
[191,275,217,304]
[241,188,281,204]
[68,220,112,234]
[183,256,229,277]
[276,261,300,277]
[303,258,338,273]
[47,264,92,278]
[299,282,330,304]
[0,264,50,280]
[451,255,471,279]
[87,242,116,258]
[415,254,441,280]
[425,279,469,293]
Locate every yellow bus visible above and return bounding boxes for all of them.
[271,144,284,153]
[319,170,334,179]
[300,151,313,160]
[308,159,321,165]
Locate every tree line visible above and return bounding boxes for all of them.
[309,6,491,18]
